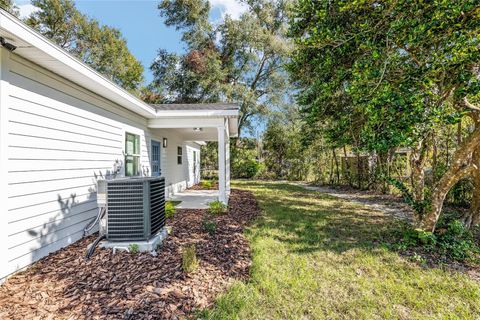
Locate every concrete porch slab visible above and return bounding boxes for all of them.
[168,189,219,209]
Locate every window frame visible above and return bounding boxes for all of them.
[177,146,183,165]
[125,132,141,176]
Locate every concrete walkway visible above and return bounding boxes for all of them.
[168,189,219,209]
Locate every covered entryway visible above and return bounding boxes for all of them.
[148,103,239,204]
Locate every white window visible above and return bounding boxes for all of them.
[125,132,140,176]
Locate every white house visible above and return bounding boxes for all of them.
[0,10,238,280]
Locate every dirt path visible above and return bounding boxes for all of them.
[294,183,413,222]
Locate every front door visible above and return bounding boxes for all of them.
[151,140,161,176]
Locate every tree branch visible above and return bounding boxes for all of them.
[463,97,480,112]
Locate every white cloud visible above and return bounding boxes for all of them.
[16,2,40,19]
[209,0,248,20]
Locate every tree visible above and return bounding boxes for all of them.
[26,0,144,91]
[262,109,308,180]
[289,0,480,231]
[151,0,292,135]
[0,0,18,15]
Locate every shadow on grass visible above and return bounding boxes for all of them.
[237,181,406,255]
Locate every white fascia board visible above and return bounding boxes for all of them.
[0,10,156,118]
[155,109,239,118]
[148,117,226,128]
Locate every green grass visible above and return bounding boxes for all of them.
[203,181,480,319]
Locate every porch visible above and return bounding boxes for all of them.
[148,103,239,204]
[168,189,219,209]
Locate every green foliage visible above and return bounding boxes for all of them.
[386,177,430,218]
[128,243,139,254]
[182,244,198,273]
[288,0,480,219]
[232,154,260,179]
[200,179,213,189]
[0,0,18,15]
[231,138,261,179]
[396,222,479,262]
[262,118,309,180]
[446,179,473,208]
[152,0,292,135]
[437,221,478,261]
[202,218,217,235]
[165,201,177,219]
[26,0,144,91]
[208,200,227,215]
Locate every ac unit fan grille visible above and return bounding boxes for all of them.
[150,178,166,235]
[107,181,146,241]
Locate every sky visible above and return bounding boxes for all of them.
[14,0,248,84]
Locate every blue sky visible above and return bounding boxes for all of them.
[14,0,248,84]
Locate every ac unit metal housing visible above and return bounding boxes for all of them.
[103,177,166,242]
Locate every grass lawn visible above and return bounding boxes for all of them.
[203,181,480,319]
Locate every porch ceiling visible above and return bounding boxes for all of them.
[147,116,238,140]
[154,127,219,141]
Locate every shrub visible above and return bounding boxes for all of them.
[165,201,176,219]
[437,221,478,261]
[202,218,217,235]
[182,244,198,273]
[128,243,139,254]
[208,200,227,215]
[396,221,479,262]
[200,180,213,189]
[232,158,260,179]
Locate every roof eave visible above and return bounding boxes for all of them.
[0,9,156,118]
[155,109,239,118]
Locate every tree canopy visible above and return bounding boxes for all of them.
[289,0,480,231]
[25,0,144,91]
[151,0,292,135]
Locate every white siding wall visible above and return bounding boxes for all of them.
[0,52,202,280]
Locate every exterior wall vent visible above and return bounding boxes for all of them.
[104,177,166,241]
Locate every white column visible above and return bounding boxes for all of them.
[225,121,231,195]
[217,124,226,204]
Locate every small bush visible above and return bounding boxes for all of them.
[208,200,227,215]
[128,243,139,254]
[165,201,176,219]
[232,158,260,179]
[396,221,479,262]
[182,244,199,273]
[202,218,217,235]
[200,180,213,189]
[437,221,478,261]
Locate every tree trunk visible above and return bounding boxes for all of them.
[356,150,362,189]
[410,139,428,204]
[343,146,353,187]
[333,148,340,185]
[420,126,480,232]
[461,150,480,229]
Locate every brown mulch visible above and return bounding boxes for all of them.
[0,189,260,320]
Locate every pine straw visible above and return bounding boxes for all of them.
[0,189,259,320]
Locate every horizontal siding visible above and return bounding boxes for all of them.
[4,55,148,278]
[1,54,202,280]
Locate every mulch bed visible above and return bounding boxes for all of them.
[187,183,218,191]
[0,189,260,320]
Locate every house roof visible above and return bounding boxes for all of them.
[152,103,239,111]
[0,9,239,126]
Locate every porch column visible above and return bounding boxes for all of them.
[226,132,230,194]
[217,123,227,204]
